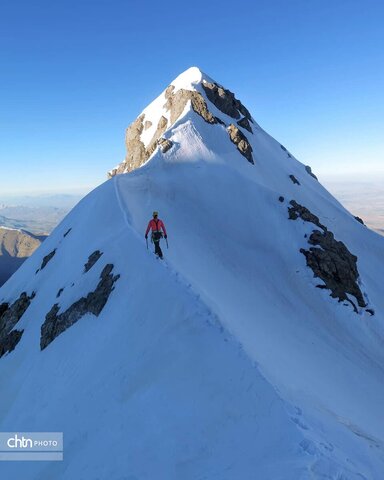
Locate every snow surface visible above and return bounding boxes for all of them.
[1,67,384,479]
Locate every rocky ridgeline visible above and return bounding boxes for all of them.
[108,77,256,176]
[201,80,254,131]
[40,264,120,350]
[288,200,369,313]
[0,291,35,358]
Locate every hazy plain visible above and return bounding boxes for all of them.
[323,176,384,236]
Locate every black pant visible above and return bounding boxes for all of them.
[152,232,163,257]
[154,240,163,258]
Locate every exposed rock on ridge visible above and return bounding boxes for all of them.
[108,71,259,176]
[237,117,253,133]
[0,291,35,358]
[289,174,301,185]
[158,138,173,153]
[40,264,120,350]
[164,85,218,125]
[108,85,222,177]
[202,80,253,122]
[84,250,103,273]
[288,200,366,312]
[305,165,318,180]
[228,124,254,163]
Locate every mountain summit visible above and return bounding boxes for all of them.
[1,67,384,479]
[108,66,257,176]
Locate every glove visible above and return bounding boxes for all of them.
[145,234,148,239]
[164,235,167,239]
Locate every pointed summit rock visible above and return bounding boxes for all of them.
[108,67,255,176]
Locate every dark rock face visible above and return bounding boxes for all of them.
[108,115,148,177]
[164,85,218,125]
[56,288,64,298]
[289,175,300,185]
[227,124,254,163]
[305,165,318,180]
[40,264,120,350]
[63,228,72,238]
[147,116,168,156]
[237,117,253,133]
[279,196,285,203]
[354,216,365,225]
[288,200,326,229]
[84,250,103,273]
[201,81,253,122]
[124,114,147,173]
[301,230,366,311]
[0,302,9,317]
[158,138,173,153]
[288,200,366,312]
[108,85,222,177]
[0,329,23,358]
[280,144,292,158]
[0,291,35,358]
[40,249,57,271]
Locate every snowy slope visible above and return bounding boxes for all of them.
[1,67,384,479]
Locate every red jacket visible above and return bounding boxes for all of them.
[145,218,167,236]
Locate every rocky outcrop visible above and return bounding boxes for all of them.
[288,200,366,312]
[84,250,103,273]
[237,117,253,133]
[280,144,292,158]
[40,264,120,350]
[124,114,147,173]
[305,165,318,180]
[354,216,365,225]
[202,81,253,123]
[164,85,218,125]
[108,85,221,177]
[108,115,148,177]
[63,228,72,237]
[158,138,173,153]
[0,330,23,358]
[0,291,35,358]
[39,248,57,271]
[289,175,300,185]
[147,116,168,156]
[109,78,257,176]
[227,124,254,163]
[300,230,366,311]
[288,200,326,229]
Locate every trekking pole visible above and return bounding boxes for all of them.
[146,237,148,249]
[166,237,169,249]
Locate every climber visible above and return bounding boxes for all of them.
[145,211,167,259]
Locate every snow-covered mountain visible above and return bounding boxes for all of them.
[1,67,383,479]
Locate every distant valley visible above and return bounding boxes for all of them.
[0,227,47,286]
[323,177,384,236]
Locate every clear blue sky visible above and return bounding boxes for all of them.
[1,0,383,195]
